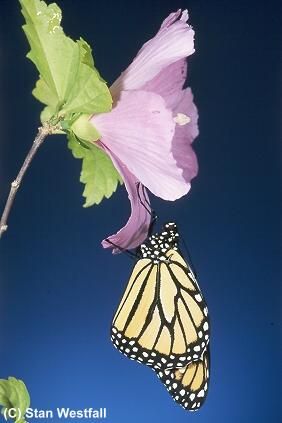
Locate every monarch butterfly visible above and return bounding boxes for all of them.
[110,222,210,411]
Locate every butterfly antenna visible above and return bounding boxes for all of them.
[141,184,151,209]
[136,183,158,236]
[136,182,151,215]
[105,184,159,258]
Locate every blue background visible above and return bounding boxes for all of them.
[0,0,280,422]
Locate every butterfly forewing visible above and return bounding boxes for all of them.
[111,223,210,371]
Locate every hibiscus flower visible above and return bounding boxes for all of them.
[91,9,199,252]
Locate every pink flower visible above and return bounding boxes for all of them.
[91,10,199,252]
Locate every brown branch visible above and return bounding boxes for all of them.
[0,124,54,238]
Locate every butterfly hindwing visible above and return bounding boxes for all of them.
[156,345,210,412]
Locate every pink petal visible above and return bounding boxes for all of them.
[160,9,189,30]
[91,90,190,200]
[98,143,151,252]
[172,88,199,182]
[172,140,198,183]
[110,10,194,98]
[142,59,187,109]
[173,87,199,143]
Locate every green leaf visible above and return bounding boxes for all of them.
[77,38,107,83]
[40,104,56,123]
[68,133,123,206]
[78,38,95,69]
[0,377,30,423]
[32,76,58,106]
[59,50,111,115]
[20,0,112,122]
[20,0,80,103]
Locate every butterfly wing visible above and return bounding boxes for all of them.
[165,249,210,361]
[111,248,209,370]
[156,346,210,411]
